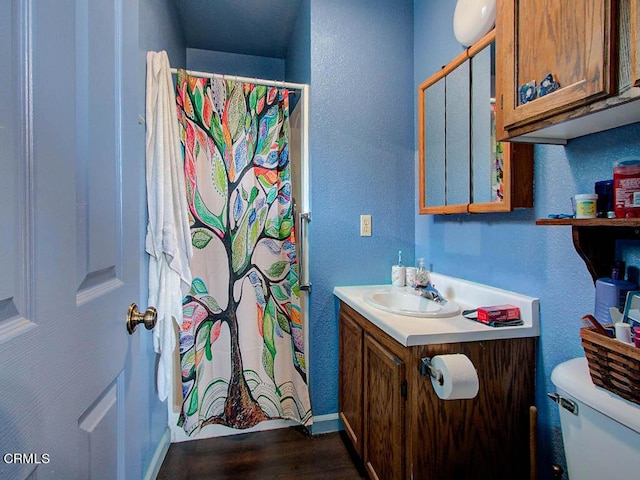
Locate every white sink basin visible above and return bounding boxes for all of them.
[363,287,461,318]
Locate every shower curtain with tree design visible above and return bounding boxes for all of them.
[175,70,312,435]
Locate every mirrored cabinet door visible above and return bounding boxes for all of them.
[424,77,445,208]
[419,49,469,214]
[446,58,471,206]
[470,41,493,205]
[418,30,533,215]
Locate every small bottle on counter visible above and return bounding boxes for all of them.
[416,258,430,287]
[405,267,417,288]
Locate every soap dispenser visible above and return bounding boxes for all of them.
[416,258,430,287]
[391,251,406,287]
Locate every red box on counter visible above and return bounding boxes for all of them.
[477,305,521,324]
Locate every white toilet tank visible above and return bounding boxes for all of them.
[551,357,640,480]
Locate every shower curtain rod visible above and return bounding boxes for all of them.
[169,68,306,91]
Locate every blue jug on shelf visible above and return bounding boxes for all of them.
[594,264,637,325]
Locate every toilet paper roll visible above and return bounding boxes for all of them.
[430,354,479,400]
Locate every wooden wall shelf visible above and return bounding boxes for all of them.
[536,218,640,282]
[536,218,640,227]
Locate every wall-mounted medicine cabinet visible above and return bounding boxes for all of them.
[418,30,534,215]
[495,0,640,143]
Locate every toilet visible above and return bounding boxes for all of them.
[550,357,640,479]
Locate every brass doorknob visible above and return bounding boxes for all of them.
[126,303,157,334]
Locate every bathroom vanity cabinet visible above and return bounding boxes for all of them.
[418,30,534,215]
[340,304,407,479]
[338,302,537,480]
[495,0,640,143]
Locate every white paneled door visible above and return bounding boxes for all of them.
[0,0,160,478]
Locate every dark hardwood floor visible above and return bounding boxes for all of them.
[157,426,367,479]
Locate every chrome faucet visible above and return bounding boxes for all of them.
[415,281,446,304]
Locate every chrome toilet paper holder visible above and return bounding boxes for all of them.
[420,357,444,386]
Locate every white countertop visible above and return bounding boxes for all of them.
[334,273,540,347]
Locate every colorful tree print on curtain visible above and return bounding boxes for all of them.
[175,70,312,435]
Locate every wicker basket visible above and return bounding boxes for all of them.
[580,326,640,405]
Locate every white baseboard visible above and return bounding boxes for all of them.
[310,413,341,435]
[143,427,171,480]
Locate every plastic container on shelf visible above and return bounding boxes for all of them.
[594,266,637,325]
[613,159,640,218]
[595,179,614,218]
[572,193,598,218]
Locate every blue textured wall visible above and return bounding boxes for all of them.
[285,0,310,85]
[140,0,186,67]
[308,0,415,416]
[186,48,286,79]
[414,1,640,476]
[138,0,186,470]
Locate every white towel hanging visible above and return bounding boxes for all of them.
[145,50,193,402]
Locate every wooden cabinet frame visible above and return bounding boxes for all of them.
[632,0,640,87]
[496,0,640,142]
[418,30,533,215]
[498,0,616,131]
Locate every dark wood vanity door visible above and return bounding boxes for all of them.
[410,339,536,479]
[363,334,405,480]
[338,309,364,457]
